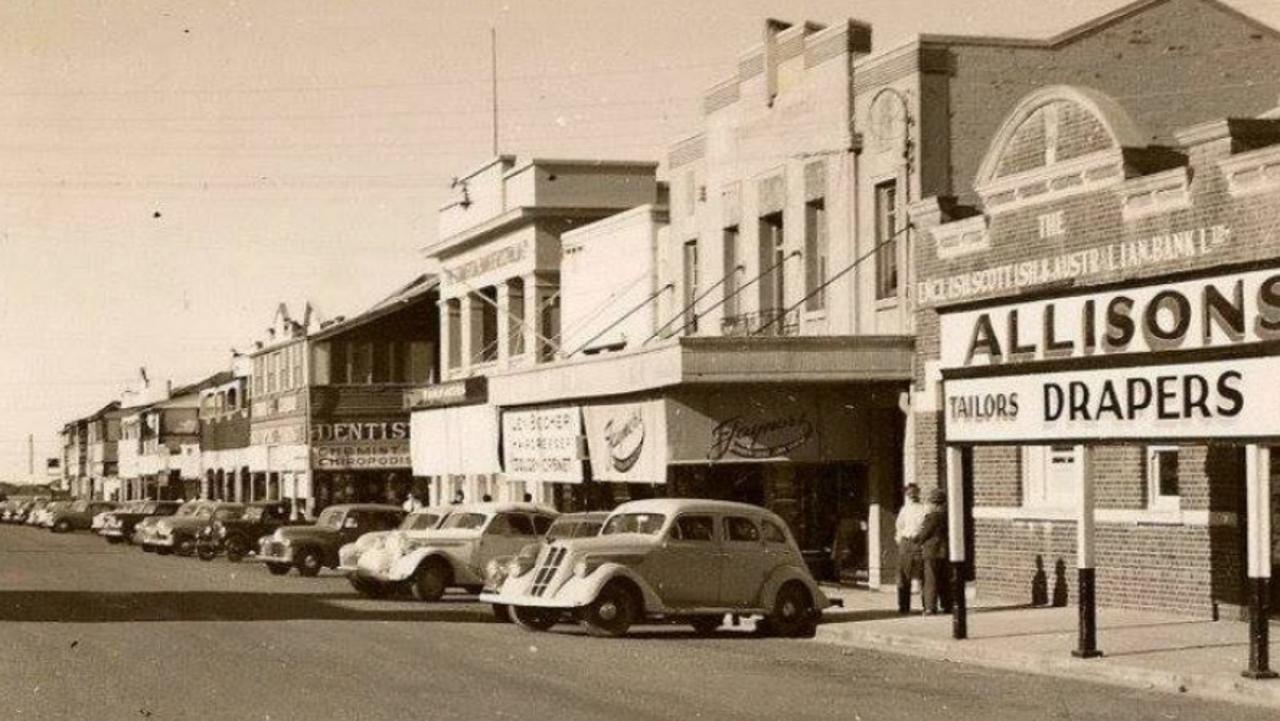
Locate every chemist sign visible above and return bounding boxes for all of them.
[939,261,1280,443]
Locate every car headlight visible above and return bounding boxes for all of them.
[215,525,227,538]
[485,559,506,584]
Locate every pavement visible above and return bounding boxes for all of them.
[815,583,1280,709]
[2,525,1277,721]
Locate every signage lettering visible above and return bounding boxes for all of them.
[603,410,645,472]
[311,422,409,444]
[443,240,528,285]
[709,415,814,460]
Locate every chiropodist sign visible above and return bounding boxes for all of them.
[939,262,1280,443]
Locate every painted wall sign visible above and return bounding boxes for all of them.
[943,356,1280,443]
[708,414,814,460]
[501,406,583,483]
[920,224,1232,306]
[939,264,1280,370]
[311,421,409,444]
[313,442,411,470]
[583,400,668,483]
[443,239,529,285]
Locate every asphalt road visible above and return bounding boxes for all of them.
[0,525,1270,721]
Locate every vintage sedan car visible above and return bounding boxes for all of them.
[101,500,182,544]
[483,511,608,621]
[483,499,832,638]
[350,502,558,602]
[1,498,40,523]
[257,504,404,577]
[339,507,449,594]
[32,500,70,528]
[151,501,244,556]
[196,501,299,562]
[136,500,215,552]
[48,500,118,533]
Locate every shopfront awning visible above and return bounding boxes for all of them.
[410,404,502,476]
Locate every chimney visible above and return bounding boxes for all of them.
[763,18,792,107]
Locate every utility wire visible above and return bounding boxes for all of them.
[566,283,673,358]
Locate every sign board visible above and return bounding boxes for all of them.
[501,406,584,483]
[939,264,1280,370]
[404,376,487,410]
[583,400,668,483]
[312,442,411,470]
[943,356,1280,443]
[311,421,408,443]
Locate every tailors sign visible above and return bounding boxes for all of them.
[940,262,1280,443]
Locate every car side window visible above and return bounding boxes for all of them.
[489,513,535,536]
[532,515,554,535]
[671,514,716,542]
[762,519,788,544]
[725,516,761,543]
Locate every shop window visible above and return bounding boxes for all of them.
[226,387,238,410]
[1146,446,1180,510]
[804,199,828,311]
[672,514,716,542]
[682,238,699,333]
[407,341,433,384]
[874,180,899,300]
[722,226,740,320]
[1021,445,1081,510]
[725,516,761,542]
[312,342,332,385]
[350,341,373,384]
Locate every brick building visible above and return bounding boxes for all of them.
[911,68,1280,621]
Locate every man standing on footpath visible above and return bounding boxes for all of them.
[895,483,927,614]
[916,487,951,615]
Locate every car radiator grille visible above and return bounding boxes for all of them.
[529,546,567,597]
[262,541,285,557]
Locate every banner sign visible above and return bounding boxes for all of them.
[313,441,411,470]
[943,356,1280,443]
[311,421,408,443]
[583,400,668,483]
[501,407,584,483]
[939,265,1280,370]
[404,377,487,410]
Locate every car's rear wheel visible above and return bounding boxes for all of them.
[767,583,816,638]
[197,546,217,561]
[411,562,448,602]
[266,562,291,576]
[511,605,557,632]
[224,538,248,563]
[176,537,196,557]
[53,519,71,533]
[689,615,722,636]
[580,582,638,638]
[295,549,322,577]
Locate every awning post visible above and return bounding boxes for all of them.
[1073,446,1102,659]
[946,445,967,640]
[1244,444,1277,679]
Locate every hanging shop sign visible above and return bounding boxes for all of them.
[583,400,668,483]
[312,442,411,470]
[501,406,584,483]
[404,376,488,410]
[943,356,1280,443]
[939,263,1280,369]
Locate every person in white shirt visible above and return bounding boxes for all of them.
[895,484,927,614]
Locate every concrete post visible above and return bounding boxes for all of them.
[1244,444,1277,679]
[496,281,511,368]
[946,445,967,640]
[1073,446,1102,659]
[522,273,539,363]
[459,294,474,372]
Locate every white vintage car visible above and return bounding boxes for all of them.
[349,502,558,601]
[339,506,450,597]
[482,498,831,638]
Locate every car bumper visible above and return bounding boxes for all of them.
[100,528,125,538]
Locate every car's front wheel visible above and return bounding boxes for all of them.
[53,519,71,533]
[175,536,196,557]
[411,562,448,602]
[767,583,816,638]
[580,582,638,638]
[197,546,217,561]
[224,538,248,563]
[511,605,557,632]
[295,548,323,577]
[266,562,291,576]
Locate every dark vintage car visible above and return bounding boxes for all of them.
[152,502,247,556]
[256,503,404,577]
[101,500,182,544]
[196,501,299,562]
[48,499,119,533]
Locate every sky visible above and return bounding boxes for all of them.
[2,0,1277,481]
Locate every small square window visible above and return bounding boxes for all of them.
[1147,446,1180,510]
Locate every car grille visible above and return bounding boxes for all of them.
[530,546,567,597]
[262,541,285,558]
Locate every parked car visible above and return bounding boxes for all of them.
[196,501,299,562]
[90,502,127,533]
[150,501,244,556]
[350,502,559,602]
[256,504,404,577]
[339,506,450,594]
[1,499,36,523]
[48,500,118,533]
[483,511,608,621]
[32,500,70,528]
[483,498,833,638]
[101,500,182,544]
[136,500,216,553]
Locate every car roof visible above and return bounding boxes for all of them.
[555,511,610,522]
[610,498,783,519]
[446,502,558,515]
[323,503,403,513]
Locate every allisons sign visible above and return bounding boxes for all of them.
[940,264,1280,443]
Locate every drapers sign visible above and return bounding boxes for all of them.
[501,407,584,483]
[940,264,1280,443]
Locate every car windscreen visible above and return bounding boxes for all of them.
[439,512,487,530]
[402,513,440,531]
[194,507,216,519]
[317,508,344,529]
[601,513,666,536]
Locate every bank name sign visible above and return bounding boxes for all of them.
[940,264,1280,443]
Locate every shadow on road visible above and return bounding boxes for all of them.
[0,590,498,624]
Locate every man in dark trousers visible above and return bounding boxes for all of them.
[917,487,951,615]
[894,484,926,614]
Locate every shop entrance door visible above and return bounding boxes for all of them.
[802,464,866,585]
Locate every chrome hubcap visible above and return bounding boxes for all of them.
[598,601,619,621]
